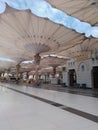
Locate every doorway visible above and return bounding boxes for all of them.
[92,66,98,88]
[68,69,76,86]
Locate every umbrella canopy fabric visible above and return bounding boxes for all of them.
[0,0,98,71]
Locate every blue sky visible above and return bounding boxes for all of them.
[0,58,15,62]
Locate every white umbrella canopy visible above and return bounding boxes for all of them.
[39,56,66,77]
[0,0,98,70]
[40,55,68,68]
[19,55,67,74]
[59,37,98,60]
[40,66,62,75]
[39,67,53,75]
[0,7,84,60]
[46,0,98,25]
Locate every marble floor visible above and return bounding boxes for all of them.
[0,83,98,130]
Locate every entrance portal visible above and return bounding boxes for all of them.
[92,67,98,88]
[68,69,76,86]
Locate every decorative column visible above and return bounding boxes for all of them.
[16,64,20,80]
[34,54,41,82]
[47,72,50,83]
[34,54,41,65]
[35,67,39,81]
[53,66,56,78]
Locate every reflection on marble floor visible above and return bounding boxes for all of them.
[0,83,98,130]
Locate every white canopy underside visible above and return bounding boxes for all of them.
[0,0,98,71]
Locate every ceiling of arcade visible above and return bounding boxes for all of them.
[0,0,98,72]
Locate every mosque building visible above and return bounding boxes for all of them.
[0,0,98,130]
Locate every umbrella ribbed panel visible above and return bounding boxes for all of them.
[41,56,67,67]
[64,41,93,61]
[25,43,50,55]
[0,9,60,65]
[67,51,91,60]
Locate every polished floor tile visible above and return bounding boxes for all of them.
[0,83,98,130]
[5,83,98,116]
